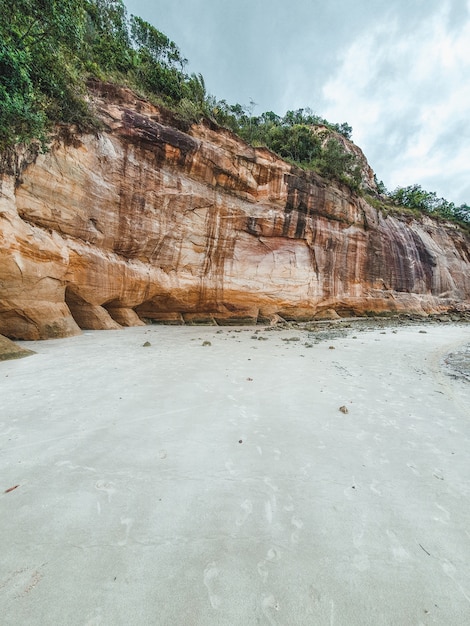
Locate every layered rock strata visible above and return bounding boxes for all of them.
[1,83,469,339]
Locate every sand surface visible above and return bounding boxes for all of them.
[1,324,469,625]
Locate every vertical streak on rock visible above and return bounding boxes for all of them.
[199,197,237,311]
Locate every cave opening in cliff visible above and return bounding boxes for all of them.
[64,287,91,330]
[102,299,145,327]
[65,288,127,330]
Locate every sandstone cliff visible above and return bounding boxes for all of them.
[1,82,469,340]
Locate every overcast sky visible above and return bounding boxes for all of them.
[125,0,470,205]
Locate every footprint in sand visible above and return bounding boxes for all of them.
[369,480,382,496]
[261,594,280,625]
[257,547,282,583]
[225,460,240,477]
[434,502,450,523]
[117,517,133,546]
[236,499,253,526]
[387,529,411,562]
[83,609,103,626]
[264,493,277,524]
[353,525,364,550]
[203,563,222,609]
[406,463,420,476]
[291,515,304,544]
[257,561,269,583]
[263,477,279,492]
[280,491,295,512]
[95,480,116,503]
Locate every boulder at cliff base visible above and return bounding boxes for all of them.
[0,335,35,361]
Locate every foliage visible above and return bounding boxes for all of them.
[264,124,321,163]
[314,137,362,191]
[206,103,360,189]
[389,184,470,224]
[130,15,185,69]
[1,1,467,218]
[453,203,470,224]
[209,103,352,142]
[0,0,204,149]
[0,0,91,148]
[1,0,360,189]
[0,0,358,188]
[0,40,46,147]
[84,0,133,73]
[373,174,388,195]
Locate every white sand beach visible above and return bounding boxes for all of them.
[1,323,469,625]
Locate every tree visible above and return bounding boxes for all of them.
[0,41,46,147]
[374,174,388,195]
[130,15,185,70]
[0,0,90,148]
[183,73,206,104]
[389,184,470,223]
[1,0,85,53]
[267,124,321,163]
[335,122,352,140]
[84,0,133,72]
[454,204,470,223]
[260,111,281,126]
[390,184,452,214]
[316,137,361,189]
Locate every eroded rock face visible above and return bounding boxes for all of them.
[1,83,469,339]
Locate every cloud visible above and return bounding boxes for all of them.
[320,0,470,204]
[125,0,394,113]
[124,0,469,203]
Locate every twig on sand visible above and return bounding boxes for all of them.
[419,543,431,556]
[4,485,19,494]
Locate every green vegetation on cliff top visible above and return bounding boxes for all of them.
[1,0,468,224]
